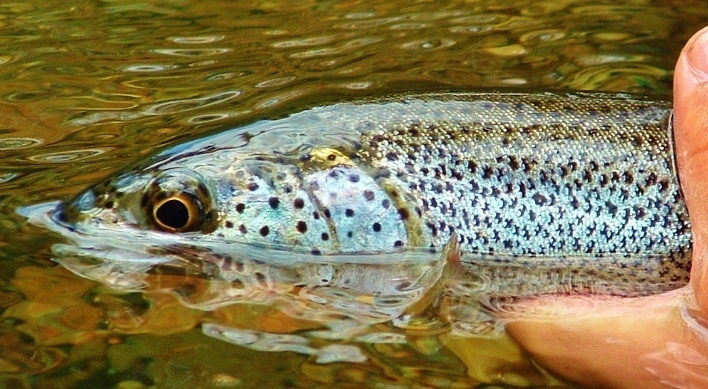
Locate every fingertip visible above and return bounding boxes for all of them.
[684,26,708,80]
[673,26,708,314]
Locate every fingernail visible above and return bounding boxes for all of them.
[685,27,708,81]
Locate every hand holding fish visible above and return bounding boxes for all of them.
[507,27,708,388]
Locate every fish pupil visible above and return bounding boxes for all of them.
[155,199,190,230]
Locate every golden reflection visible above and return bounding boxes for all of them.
[2,0,707,387]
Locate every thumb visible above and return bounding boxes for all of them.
[673,26,708,313]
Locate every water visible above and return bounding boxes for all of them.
[1,0,707,387]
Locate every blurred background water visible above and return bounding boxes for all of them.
[0,0,707,387]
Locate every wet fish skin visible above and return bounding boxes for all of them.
[54,92,692,291]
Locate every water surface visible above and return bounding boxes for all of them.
[1,0,707,387]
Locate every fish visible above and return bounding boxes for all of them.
[43,91,692,297]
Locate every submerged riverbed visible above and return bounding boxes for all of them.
[1,1,707,387]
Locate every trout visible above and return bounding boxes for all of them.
[44,92,692,296]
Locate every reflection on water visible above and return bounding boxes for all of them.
[1,0,707,387]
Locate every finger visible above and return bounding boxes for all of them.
[673,26,708,313]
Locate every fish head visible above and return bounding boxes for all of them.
[53,166,220,236]
[50,147,335,254]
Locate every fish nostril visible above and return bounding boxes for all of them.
[52,202,71,224]
[56,210,68,223]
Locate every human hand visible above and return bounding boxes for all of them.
[505,27,708,388]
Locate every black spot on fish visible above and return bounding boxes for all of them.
[438,164,447,176]
[349,173,360,183]
[321,232,329,241]
[268,197,280,209]
[313,211,320,219]
[363,190,375,201]
[311,249,322,256]
[508,156,520,170]
[347,231,353,238]
[532,192,547,206]
[381,199,390,209]
[636,208,646,219]
[259,226,270,237]
[225,221,234,228]
[293,198,304,209]
[599,174,609,187]
[238,224,247,234]
[560,165,570,177]
[253,272,268,287]
[398,208,409,220]
[482,166,494,179]
[426,222,438,236]
[323,208,331,218]
[468,160,477,174]
[221,255,233,270]
[394,240,403,248]
[623,172,634,184]
[296,221,307,233]
[345,208,355,217]
[372,222,382,232]
[247,182,259,191]
[236,203,245,213]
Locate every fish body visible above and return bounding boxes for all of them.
[52,92,692,294]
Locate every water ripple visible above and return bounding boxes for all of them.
[400,38,457,51]
[27,148,108,163]
[272,35,338,48]
[151,48,232,57]
[254,76,296,88]
[142,90,243,115]
[122,64,178,73]
[167,35,225,44]
[0,137,43,150]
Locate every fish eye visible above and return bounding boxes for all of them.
[143,170,218,233]
[152,193,201,232]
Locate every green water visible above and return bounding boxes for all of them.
[1,0,706,387]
